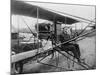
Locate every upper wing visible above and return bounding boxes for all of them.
[11,0,79,24]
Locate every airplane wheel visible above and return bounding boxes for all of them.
[15,61,23,74]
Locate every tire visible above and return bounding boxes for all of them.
[15,61,23,74]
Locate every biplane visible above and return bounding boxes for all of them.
[11,0,96,74]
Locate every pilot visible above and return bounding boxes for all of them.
[59,26,81,62]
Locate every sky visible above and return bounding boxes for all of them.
[11,1,95,32]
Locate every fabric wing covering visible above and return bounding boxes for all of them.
[11,0,79,24]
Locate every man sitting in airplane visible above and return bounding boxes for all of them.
[59,27,81,62]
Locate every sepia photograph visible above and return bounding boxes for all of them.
[11,0,96,74]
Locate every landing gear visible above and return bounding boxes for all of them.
[12,61,23,74]
[15,61,23,74]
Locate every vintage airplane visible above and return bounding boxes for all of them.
[11,0,96,74]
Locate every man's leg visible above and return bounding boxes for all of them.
[73,44,81,57]
[62,44,81,62]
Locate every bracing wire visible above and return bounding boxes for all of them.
[20,17,38,50]
[78,18,96,36]
[39,6,95,24]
